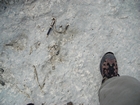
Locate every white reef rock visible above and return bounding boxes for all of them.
[0,0,140,105]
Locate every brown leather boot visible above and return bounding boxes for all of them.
[100,52,120,83]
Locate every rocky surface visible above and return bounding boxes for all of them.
[0,0,140,105]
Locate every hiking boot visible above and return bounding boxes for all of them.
[100,52,120,83]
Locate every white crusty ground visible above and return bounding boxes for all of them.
[0,0,140,105]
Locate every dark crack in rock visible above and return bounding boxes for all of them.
[0,68,4,74]
[5,33,28,51]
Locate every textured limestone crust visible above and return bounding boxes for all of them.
[0,0,140,105]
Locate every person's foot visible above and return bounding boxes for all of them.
[100,52,120,83]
